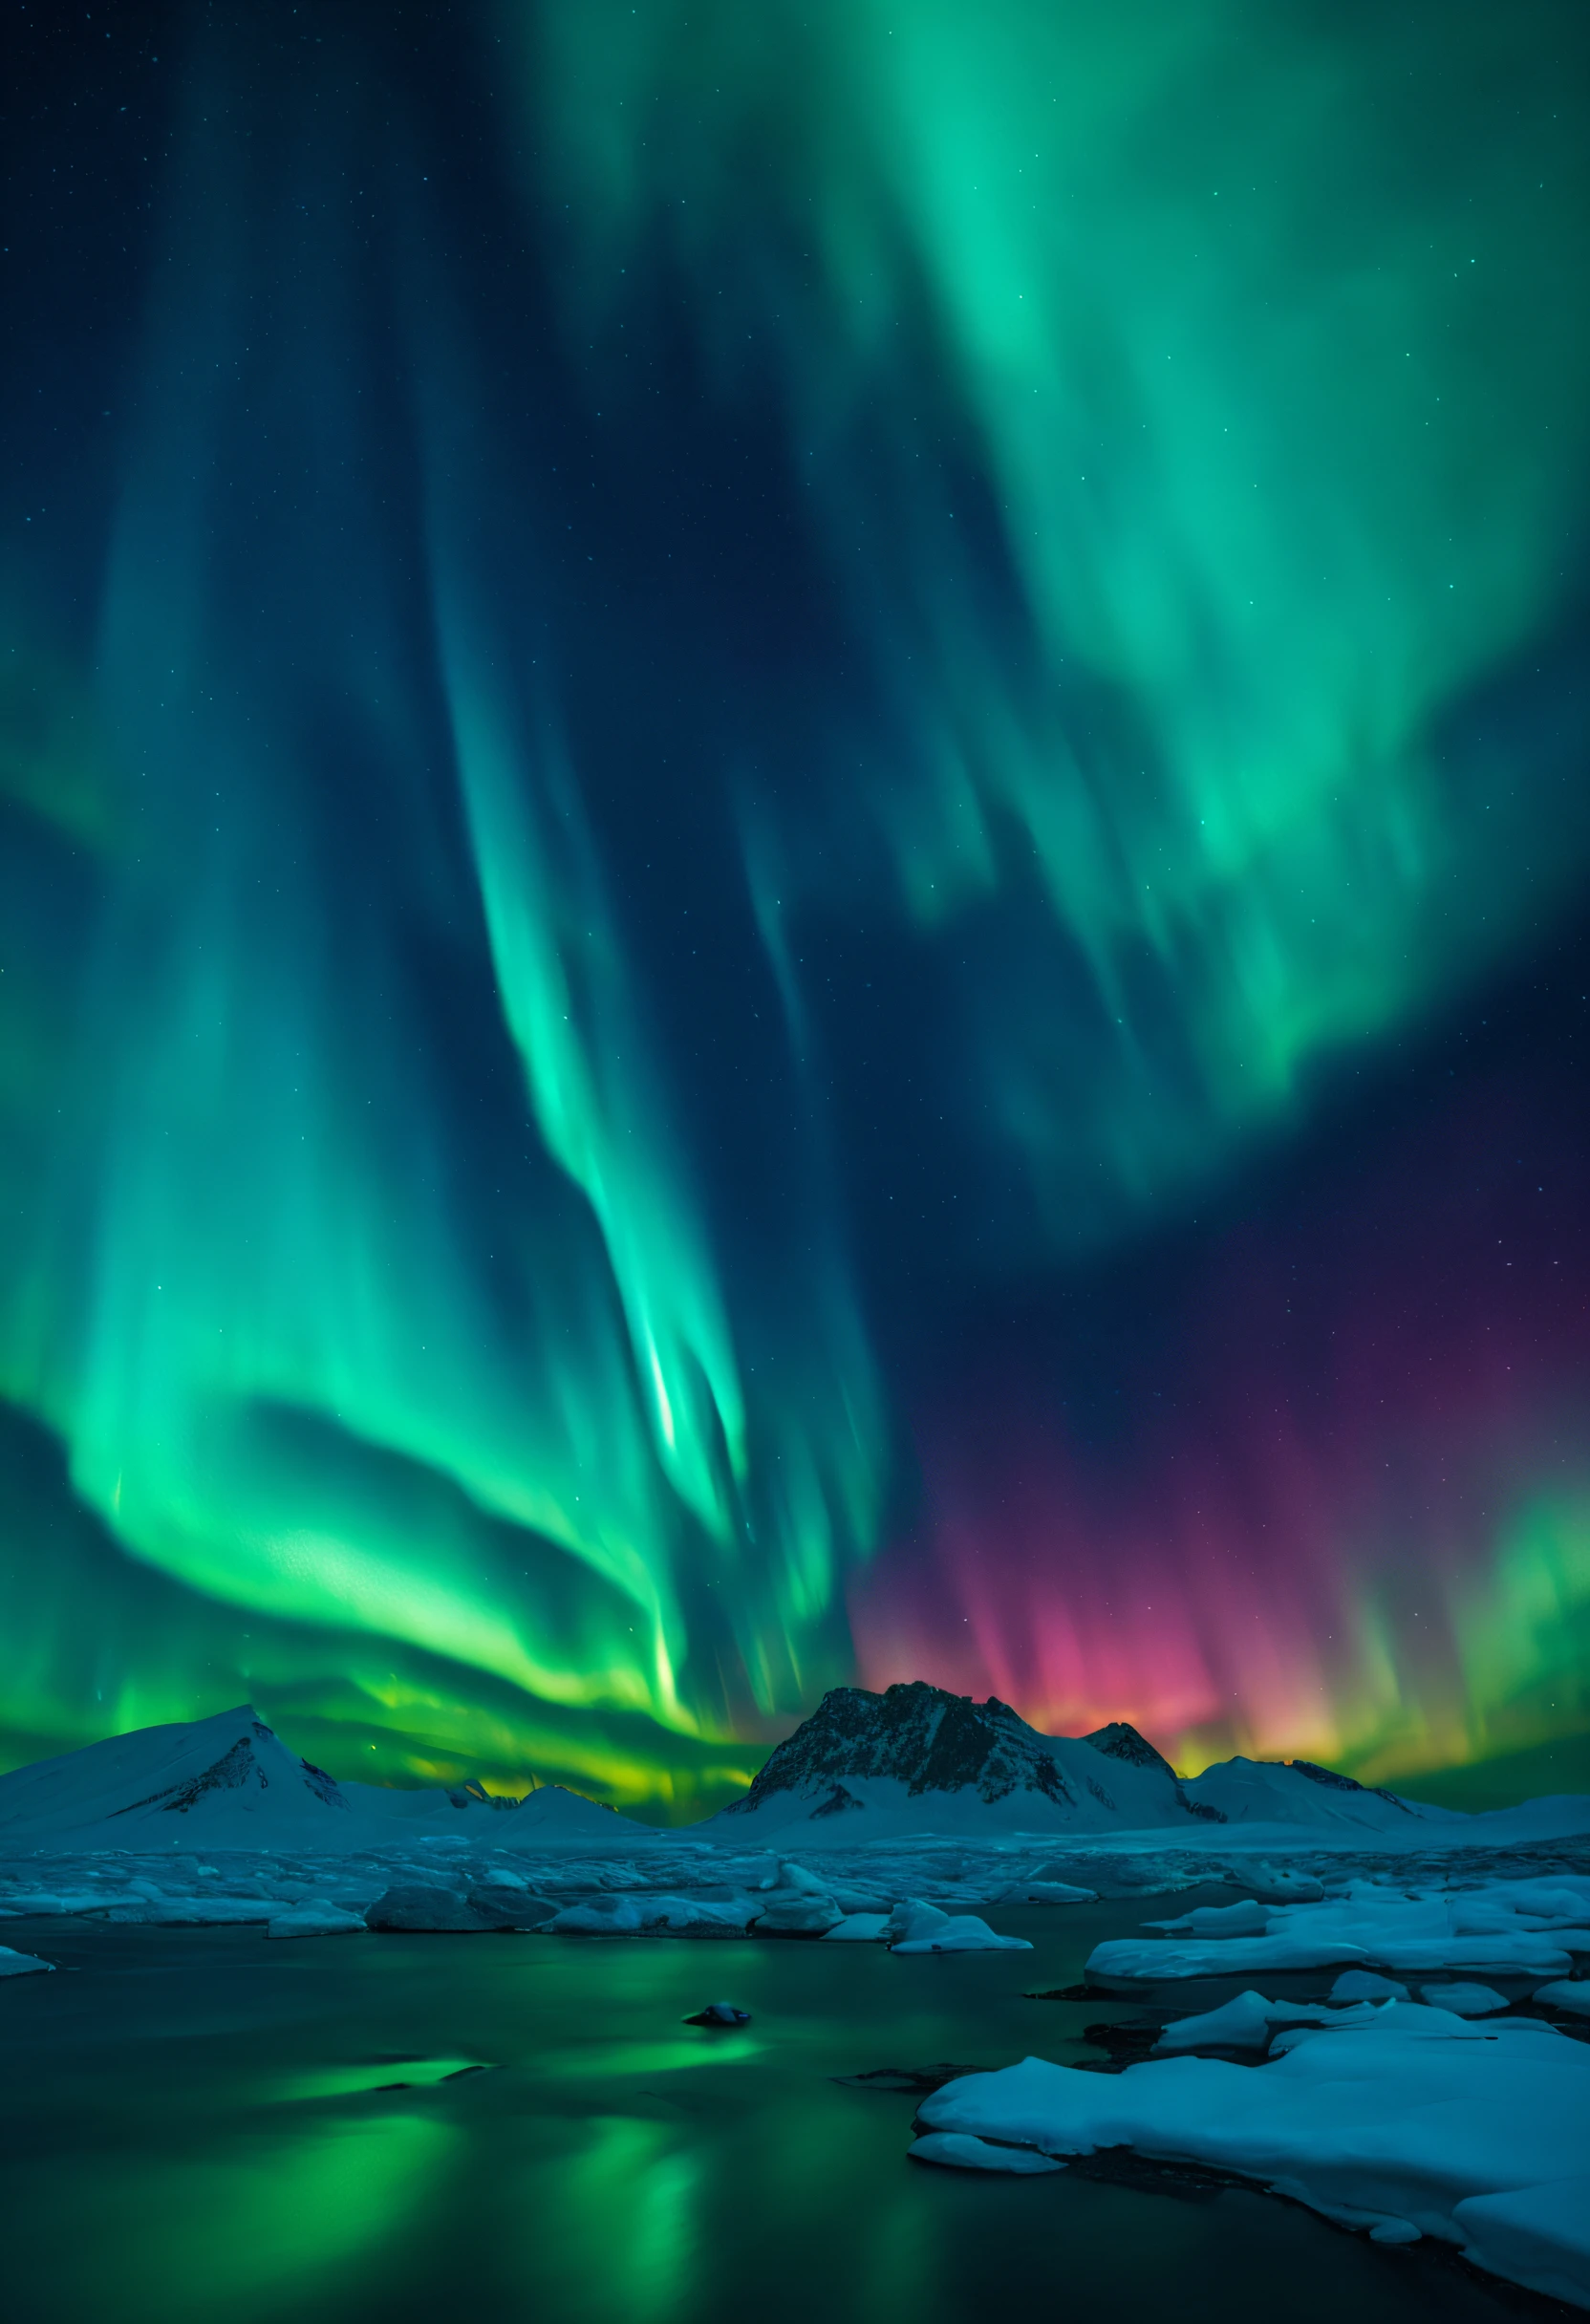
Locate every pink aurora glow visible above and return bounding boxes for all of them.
[850,1082,1590,1772]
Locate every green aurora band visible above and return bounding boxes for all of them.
[0,0,1587,1809]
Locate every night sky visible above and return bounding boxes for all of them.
[2,0,1588,1817]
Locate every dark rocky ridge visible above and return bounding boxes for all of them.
[722,1681,1213,1818]
[725,1682,1077,1813]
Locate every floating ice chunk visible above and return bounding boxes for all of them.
[1151,1992,1370,2054]
[892,1913,1032,1955]
[366,1885,494,1933]
[885,1901,948,1945]
[1265,2002,1559,2055]
[641,1897,759,1934]
[547,1895,644,1934]
[1367,2219,1422,2245]
[267,1904,368,1939]
[994,1881,1097,1905]
[1420,1983,1510,2016]
[1244,1865,1326,1903]
[1087,1927,1574,1987]
[96,1896,275,1926]
[827,1887,892,1914]
[548,1893,754,1935]
[1330,1970,1410,2003]
[465,1889,556,1930]
[1536,1981,1590,2017]
[773,1863,833,1896]
[823,1913,892,1942]
[1453,2175,1590,2307]
[1150,1899,1269,1937]
[0,1946,54,1976]
[910,2132,1064,2174]
[754,1893,844,1936]
[915,2020,1590,2308]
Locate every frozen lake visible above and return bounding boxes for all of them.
[0,1892,1563,2324]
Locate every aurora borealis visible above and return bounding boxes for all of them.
[1,0,1587,1815]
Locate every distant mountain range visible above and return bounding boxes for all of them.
[0,1705,652,1854]
[706,1681,1447,1840]
[1,1683,1570,1854]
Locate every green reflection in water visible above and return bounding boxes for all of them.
[273,2055,486,2103]
[83,2114,453,2324]
[541,2033,763,2079]
[0,1916,1547,2324]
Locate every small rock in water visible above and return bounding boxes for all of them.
[684,2001,752,2026]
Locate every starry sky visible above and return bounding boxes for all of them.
[2,0,1587,1816]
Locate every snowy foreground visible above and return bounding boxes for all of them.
[5,1703,1590,2307]
[903,1864,1590,2312]
[6,1838,1590,2306]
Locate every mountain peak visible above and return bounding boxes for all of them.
[1083,1720,1175,1777]
[725,1681,1077,1815]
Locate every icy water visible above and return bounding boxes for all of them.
[0,1894,1566,2324]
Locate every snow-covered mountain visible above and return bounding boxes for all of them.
[701,1683,1464,1843]
[704,1682,1223,1840]
[1180,1754,1461,1831]
[0,1706,655,1853]
[0,1689,1541,1858]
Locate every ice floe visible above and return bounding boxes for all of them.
[1537,1980,1590,2017]
[1419,1981,1509,2015]
[913,2002,1590,2307]
[910,2132,1065,2174]
[886,1901,1032,1954]
[0,1945,53,1975]
[267,1904,368,1939]
[1088,1872,1590,1987]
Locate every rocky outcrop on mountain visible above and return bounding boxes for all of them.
[1085,1720,1227,1822]
[725,1683,1081,1815]
[713,1682,1217,1838]
[1084,1720,1174,1775]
